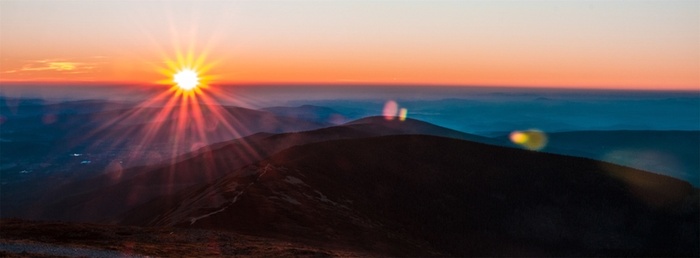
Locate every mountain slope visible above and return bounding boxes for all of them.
[13,117,502,222]
[125,135,698,256]
[1,102,334,220]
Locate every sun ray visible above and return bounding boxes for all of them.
[73,11,281,194]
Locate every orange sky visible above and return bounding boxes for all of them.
[0,1,698,90]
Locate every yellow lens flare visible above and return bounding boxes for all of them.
[398,108,408,121]
[510,130,548,151]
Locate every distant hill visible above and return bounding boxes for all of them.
[0,102,331,173]
[345,116,505,146]
[0,98,139,122]
[262,105,347,124]
[123,135,698,256]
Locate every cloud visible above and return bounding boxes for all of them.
[1,59,99,74]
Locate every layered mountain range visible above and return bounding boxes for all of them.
[1,100,698,256]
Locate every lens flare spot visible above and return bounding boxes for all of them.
[510,129,548,151]
[383,100,399,120]
[399,108,408,121]
[510,131,528,144]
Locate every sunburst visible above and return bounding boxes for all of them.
[154,44,219,98]
[173,68,200,90]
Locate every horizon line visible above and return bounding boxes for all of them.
[0,80,698,93]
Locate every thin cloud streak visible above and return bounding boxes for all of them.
[1,59,101,75]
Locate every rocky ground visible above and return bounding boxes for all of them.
[0,219,375,257]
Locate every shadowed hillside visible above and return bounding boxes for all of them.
[124,135,698,256]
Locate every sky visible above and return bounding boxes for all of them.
[0,0,698,90]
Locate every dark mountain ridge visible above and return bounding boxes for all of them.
[124,135,698,256]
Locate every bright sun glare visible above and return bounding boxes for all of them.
[173,68,200,90]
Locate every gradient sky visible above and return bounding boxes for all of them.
[0,0,698,90]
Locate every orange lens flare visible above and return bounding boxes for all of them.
[510,130,548,151]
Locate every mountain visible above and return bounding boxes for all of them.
[6,116,503,222]
[262,105,347,124]
[1,102,334,220]
[502,130,700,186]
[344,116,504,145]
[124,135,698,256]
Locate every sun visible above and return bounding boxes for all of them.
[155,48,217,94]
[173,68,200,90]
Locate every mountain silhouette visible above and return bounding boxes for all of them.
[124,135,698,256]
